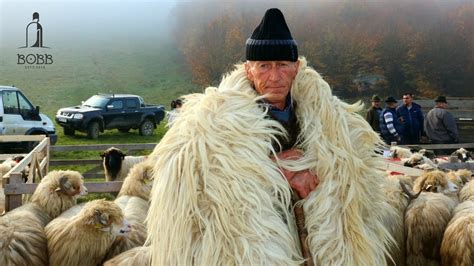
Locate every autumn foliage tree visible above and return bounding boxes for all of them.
[171,0,473,98]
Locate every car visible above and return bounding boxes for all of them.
[0,85,57,148]
[55,94,165,139]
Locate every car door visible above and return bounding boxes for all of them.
[102,99,125,129]
[1,90,26,135]
[124,98,142,128]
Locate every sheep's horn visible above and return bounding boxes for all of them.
[56,176,71,192]
[399,179,423,200]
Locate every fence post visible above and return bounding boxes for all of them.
[5,172,23,211]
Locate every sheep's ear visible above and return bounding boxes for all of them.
[100,152,106,158]
[99,213,109,226]
[423,184,433,192]
[56,176,71,192]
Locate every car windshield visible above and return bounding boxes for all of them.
[82,95,109,108]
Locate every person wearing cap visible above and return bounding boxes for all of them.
[365,94,382,133]
[396,93,425,144]
[147,8,393,265]
[379,96,404,144]
[425,96,459,145]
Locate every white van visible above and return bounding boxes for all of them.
[0,86,57,144]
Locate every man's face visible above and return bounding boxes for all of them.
[245,60,299,109]
[403,94,413,106]
[372,100,381,108]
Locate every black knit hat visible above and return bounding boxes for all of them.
[246,8,298,62]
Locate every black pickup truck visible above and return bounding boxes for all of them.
[55,94,165,139]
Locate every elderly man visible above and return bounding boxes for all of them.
[365,94,382,133]
[425,95,459,144]
[147,8,393,265]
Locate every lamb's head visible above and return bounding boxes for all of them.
[414,170,458,195]
[390,146,413,159]
[447,170,463,188]
[101,147,126,180]
[451,148,472,162]
[118,160,153,200]
[81,199,131,236]
[31,170,88,218]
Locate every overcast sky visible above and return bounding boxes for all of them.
[0,0,176,49]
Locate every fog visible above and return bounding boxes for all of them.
[0,0,176,50]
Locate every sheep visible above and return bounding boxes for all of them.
[103,161,153,261]
[402,153,438,170]
[0,170,87,266]
[418,149,436,160]
[451,148,472,162]
[440,195,474,265]
[104,246,151,266]
[101,147,147,181]
[401,171,459,266]
[390,146,413,159]
[446,169,471,189]
[459,180,474,202]
[381,175,413,266]
[45,199,131,266]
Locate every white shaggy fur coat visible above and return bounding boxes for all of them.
[147,58,394,265]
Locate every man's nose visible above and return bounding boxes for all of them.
[268,67,281,81]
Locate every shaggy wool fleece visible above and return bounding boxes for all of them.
[147,57,394,265]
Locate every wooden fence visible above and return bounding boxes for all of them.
[1,139,156,212]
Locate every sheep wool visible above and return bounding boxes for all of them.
[147,57,394,265]
[104,246,151,266]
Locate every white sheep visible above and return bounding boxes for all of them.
[103,161,153,261]
[45,199,131,266]
[402,153,438,170]
[440,178,474,266]
[101,147,147,181]
[451,148,473,162]
[0,170,87,266]
[403,170,459,265]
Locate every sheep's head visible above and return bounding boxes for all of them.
[456,169,473,185]
[447,171,463,188]
[451,148,472,162]
[418,149,436,160]
[101,147,126,179]
[403,153,425,167]
[390,146,413,159]
[82,199,131,236]
[119,160,153,200]
[415,170,458,194]
[54,171,88,197]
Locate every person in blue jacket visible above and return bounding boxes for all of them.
[380,96,404,145]
[396,93,424,144]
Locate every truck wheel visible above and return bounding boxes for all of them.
[64,127,75,136]
[139,119,154,136]
[118,128,130,133]
[87,122,100,139]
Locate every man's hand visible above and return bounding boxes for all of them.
[273,149,320,199]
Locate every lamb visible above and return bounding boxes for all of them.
[101,147,147,181]
[402,170,459,266]
[45,199,131,266]
[103,161,153,261]
[440,179,474,266]
[0,170,87,266]
[451,148,472,162]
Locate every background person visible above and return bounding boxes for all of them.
[167,98,182,124]
[380,96,404,144]
[425,95,459,145]
[365,94,382,133]
[396,93,424,144]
